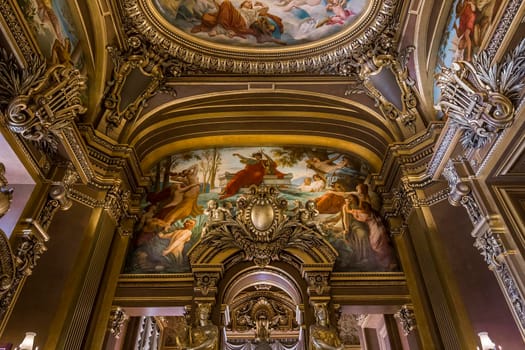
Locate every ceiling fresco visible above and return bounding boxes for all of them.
[125,146,400,274]
[152,0,370,47]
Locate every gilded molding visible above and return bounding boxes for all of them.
[104,179,138,236]
[436,39,525,149]
[395,304,416,335]
[472,220,525,331]
[486,0,523,58]
[0,221,49,321]
[122,0,400,74]
[108,306,128,338]
[0,0,36,63]
[341,29,420,134]
[0,163,14,302]
[102,34,178,132]
[442,159,525,335]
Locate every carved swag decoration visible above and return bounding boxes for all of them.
[0,49,86,154]
[190,185,334,267]
[436,38,525,149]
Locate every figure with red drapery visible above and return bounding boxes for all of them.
[220,150,285,199]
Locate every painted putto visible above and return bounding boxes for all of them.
[153,0,369,47]
[125,146,399,273]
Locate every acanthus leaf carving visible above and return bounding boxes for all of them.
[0,49,87,154]
[191,185,334,267]
[436,38,525,149]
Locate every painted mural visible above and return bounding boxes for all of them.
[17,0,80,64]
[434,0,503,106]
[152,0,369,47]
[125,147,399,274]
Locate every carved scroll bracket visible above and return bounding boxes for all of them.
[435,39,525,150]
[36,163,80,231]
[103,179,138,236]
[0,49,87,155]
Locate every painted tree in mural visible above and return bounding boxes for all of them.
[154,152,199,190]
[198,148,222,192]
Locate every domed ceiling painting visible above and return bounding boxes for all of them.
[125,146,399,274]
[152,0,370,47]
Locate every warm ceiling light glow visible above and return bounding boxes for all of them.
[477,332,501,350]
[18,332,36,350]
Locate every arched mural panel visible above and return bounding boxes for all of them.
[124,146,399,273]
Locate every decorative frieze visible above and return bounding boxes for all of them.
[395,304,416,335]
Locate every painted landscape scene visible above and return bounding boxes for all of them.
[125,146,399,274]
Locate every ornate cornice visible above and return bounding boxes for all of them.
[122,0,400,74]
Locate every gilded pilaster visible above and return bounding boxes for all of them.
[376,122,478,349]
